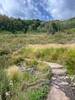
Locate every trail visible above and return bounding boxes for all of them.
[17,58,75,100]
[47,63,75,100]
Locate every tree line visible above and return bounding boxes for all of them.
[0,15,75,34]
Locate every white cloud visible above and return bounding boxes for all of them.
[47,0,75,19]
[0,0,75,20]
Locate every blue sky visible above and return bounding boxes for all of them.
[0,0,75,20]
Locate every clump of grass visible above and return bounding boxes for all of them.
[25,59,38,68]
[19,47,35,59]
[6,65,22,82]
[23,72,32,81]
[37,62,49,72]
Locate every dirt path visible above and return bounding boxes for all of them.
[47,63,75,100]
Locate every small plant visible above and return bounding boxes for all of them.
[25,59,38,68]
[31,59,38,69]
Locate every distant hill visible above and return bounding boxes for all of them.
[0,15,75,34]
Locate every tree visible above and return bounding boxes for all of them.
[48,22,61,34]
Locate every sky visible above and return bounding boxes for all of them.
[0,0,75,20]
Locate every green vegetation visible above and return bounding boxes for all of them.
[0,31,75,99]
[0,49,51,100]
[0,15,75,99]
[0,69,10,100]
[65,49,75,75]
[13,47,75,76]
[0,15,75,34]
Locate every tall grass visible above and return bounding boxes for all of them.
[6,65,22,82]
[0,32,75,99]
[65,49,75,75]
[13,47,75,75]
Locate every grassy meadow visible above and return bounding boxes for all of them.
[0,30,75,100]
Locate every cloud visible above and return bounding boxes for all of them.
[0,0,52,20]
[48,0,75,19]
[0,0,75,20]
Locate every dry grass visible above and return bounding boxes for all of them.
[6,65,22,81]
[28,44,75,49]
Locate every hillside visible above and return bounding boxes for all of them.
[0,15,75,100]
[0,15,75,34]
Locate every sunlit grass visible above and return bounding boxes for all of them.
[12,46,75,75]
[0,31,75,99]
[6,65,22,82]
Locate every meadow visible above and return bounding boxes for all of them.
[0,31,75,100]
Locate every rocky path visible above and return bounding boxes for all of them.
[47,63,75,100]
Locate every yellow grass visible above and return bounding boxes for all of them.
[28,44,75,49]
[6,65,22,81]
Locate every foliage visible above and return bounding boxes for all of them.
[0,15,75,34]
[0,15,41,33]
